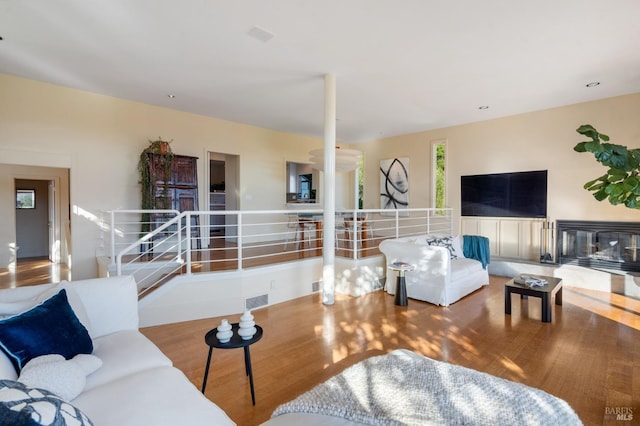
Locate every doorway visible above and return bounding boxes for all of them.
[14,179,53,260]
[208,152,239,242]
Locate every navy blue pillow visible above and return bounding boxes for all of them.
[0,290,93,372]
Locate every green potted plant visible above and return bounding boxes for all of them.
[574,124,640,208]
[138,138,174,233]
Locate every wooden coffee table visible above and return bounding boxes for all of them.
[504,275,563,323]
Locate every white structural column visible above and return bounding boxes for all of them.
[322,73,336,305]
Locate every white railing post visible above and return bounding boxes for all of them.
[110,210,116,266]
[395,210,400,239]
[351,211,358,261]
[186,212,192,275]
[237,212,243,270]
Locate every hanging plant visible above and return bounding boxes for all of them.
[138,138,174,232]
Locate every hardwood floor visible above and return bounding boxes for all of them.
[0,257,71,289]
[141,275,639,426]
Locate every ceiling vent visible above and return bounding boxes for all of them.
[247,26,275,43]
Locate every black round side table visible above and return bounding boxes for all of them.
[201,323,263,405]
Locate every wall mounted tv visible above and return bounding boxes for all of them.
[461,170,547,218]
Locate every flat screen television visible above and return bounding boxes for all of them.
[461,170,547,218]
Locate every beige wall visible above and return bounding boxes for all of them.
[0,74,351,279]
[357,93,640,229]
[3,71,639,279]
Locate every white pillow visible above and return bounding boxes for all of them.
[18,354,102,401]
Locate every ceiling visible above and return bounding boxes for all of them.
[1,1,639,143]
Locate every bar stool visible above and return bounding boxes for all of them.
[388,261,415,306]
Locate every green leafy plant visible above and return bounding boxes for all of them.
[137,138,174,232]
[574,124,640,208]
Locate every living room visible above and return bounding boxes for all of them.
[1,2,639,425]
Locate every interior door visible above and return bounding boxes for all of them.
[48,180,56,262]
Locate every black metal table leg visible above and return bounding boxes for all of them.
[201,346,213,393]
[244,346,256,405]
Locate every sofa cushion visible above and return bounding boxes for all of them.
[0,290,93,372]
[0,379,93,425]
[0,283,93,338]
[0,300,35,319]
[63,276,139,339]
[83,330,172,392]
[73,366,236,425]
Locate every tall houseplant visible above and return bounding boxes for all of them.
[574,124,640,208]
[138,138,174,233]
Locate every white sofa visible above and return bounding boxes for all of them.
[0,275,235,426]
[379,234,489,306]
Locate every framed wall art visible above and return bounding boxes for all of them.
[380,157,409,212]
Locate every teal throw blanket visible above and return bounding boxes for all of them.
[463,235,490,269]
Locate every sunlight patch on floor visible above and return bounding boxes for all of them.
[565,287,640,331]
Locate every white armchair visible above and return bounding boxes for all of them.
[379,235,489,306]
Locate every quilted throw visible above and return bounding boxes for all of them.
[272,350,582,426]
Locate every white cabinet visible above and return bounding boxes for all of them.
[461,217,545,261]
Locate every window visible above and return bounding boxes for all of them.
[432,140,446,209]
[16,189,35,209]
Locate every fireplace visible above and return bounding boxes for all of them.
[556,220,640,273]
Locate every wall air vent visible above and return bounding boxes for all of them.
[246,294,268,310]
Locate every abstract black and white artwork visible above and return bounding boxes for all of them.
[380,157,409,211]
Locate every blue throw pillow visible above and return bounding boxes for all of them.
[0,379,93,425]
[0,290,93,372]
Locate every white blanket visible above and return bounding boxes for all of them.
[271,350,582,426]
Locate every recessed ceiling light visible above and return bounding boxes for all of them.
[478,105,489,110]
[167,94,176,99]
[586,82,600,88]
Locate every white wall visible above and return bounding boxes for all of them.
[0,74,351,279]
[357,93,640,229]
